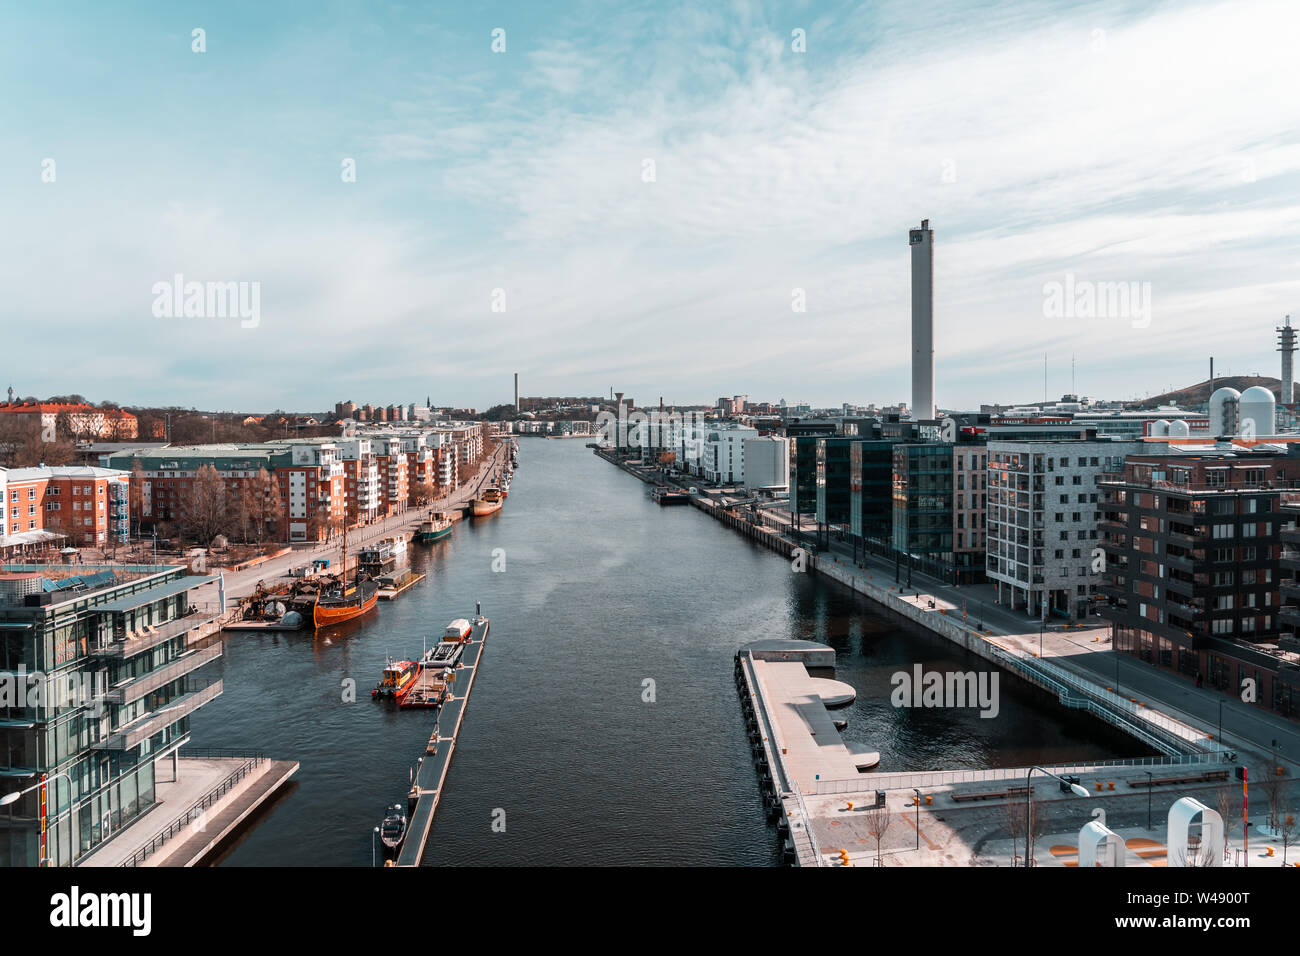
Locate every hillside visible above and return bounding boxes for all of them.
[1131,375,1296,409]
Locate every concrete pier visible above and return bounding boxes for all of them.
[395,614,490,867]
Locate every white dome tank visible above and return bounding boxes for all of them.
[1150,419,1170,437]
[1209,387,1241,437]
[1169,419,1190,438]
[1238,385,1276,439]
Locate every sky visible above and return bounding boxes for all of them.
[3,0,1300,413]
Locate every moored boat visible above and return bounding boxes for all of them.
[372,657,416,698]
[313,577,379,627]
[380,804,408,850]
[471,487,503,517]
[417,511,453,543]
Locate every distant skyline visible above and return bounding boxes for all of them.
[4,0,1300,412]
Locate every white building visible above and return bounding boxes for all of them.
[742,437,789,491]
[986,439,1143,621]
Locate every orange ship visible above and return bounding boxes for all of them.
[313,578,378,627]
[313,519,379,627]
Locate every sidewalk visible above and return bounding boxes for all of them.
[759,502,1300,771]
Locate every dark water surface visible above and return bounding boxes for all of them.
[193,439,1146,866]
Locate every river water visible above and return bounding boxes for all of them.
[192,439,1147,866]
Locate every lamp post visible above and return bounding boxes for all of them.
[1218,699,1225,745]
[1024,766,1090,867]
[372,826,380,867]
[1,771,72,866]
[912,788,921,851]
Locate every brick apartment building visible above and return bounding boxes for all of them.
[1100,449,1300,718]
[0,466,131,555]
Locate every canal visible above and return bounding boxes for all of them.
[193,438,1148,866]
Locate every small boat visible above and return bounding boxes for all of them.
[372,657,417,698]
[471,488,503,517]
[380,804,408,850]
[421,618,473,668]
[417,512,453,543]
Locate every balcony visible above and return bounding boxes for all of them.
[92,679,222,751]
[90,613,219,660]
[1282,550,1300,573]
[99,642,223,705]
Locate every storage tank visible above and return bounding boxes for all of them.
[1208,387,1241,437]
[1169,419,1190,439]
[1150,419,1170,438]
[1238,385,1276,439]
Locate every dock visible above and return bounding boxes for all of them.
[378,572,426,600]
[394,613,490,866]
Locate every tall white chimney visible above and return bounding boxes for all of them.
[909,218,935,420]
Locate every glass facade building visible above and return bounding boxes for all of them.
[849,441,895,556]
[892,443,955,579]
[0,565,221,866]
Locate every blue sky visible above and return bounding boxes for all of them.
[3,0,1300,413]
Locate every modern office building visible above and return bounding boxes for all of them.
[815,437,857,528]
[1101,450,1299,716]
[786,422,838,518]
[892,443,954,581]
[0,564,222,866]
[850,440,895,559]
[986,438,1144,620]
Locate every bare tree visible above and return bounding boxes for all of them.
[1261,758,1286,833]
[1279,802,1297,866]
[1005,800,1024,867]
[1217,787,1235,863]
[178,464,228,549]
[247,467,282,543]
[864,804,894,866]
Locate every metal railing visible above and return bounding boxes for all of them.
[807,753,1224,795]
[120,752,266,867]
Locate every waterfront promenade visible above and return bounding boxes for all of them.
[189,442,509,603]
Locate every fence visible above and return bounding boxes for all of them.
[120,752,266,867]
[808,752,1223,796]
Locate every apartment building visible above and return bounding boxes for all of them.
[0,466,131,552]
[0,564,222,866]
[986,438,1144,621]
[1101,450,1300,717]
[0,402,138,440]
[700,425,759,484]
[103,442,347,543]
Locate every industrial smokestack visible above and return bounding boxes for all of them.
[514,372,519,411]
[909,219,935,420]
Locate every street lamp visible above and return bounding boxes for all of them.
[1218,699,1225,745]
[911,788,921,851]
[1,771,72,867]
[372,826,380,867]
[1024,766,1089,867]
